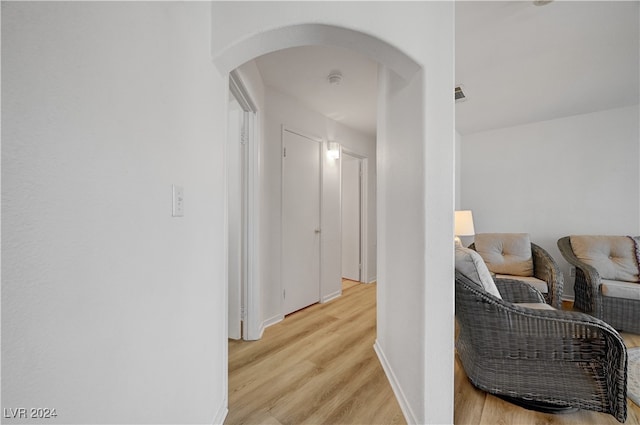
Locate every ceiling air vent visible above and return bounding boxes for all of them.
[455,85,467,103]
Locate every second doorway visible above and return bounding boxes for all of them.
[341,152,363,282]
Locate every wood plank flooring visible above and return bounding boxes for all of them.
[341,278,361,291]
[226,281,406,425]
[227,285,640,424]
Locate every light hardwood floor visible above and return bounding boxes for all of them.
[227,284,640,425]
[226,281,406,425]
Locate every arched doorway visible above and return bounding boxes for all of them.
[211,5,455,423]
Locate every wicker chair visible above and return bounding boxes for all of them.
[558,236,640,334]
[469,241,564,308]
[455,270,628,422]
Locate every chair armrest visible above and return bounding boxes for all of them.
[467,295,626,363]
[557,237,601,280]
[496,305,627,416]
[532,243,564,308]
[457,274,626,358]
[557,236,602,312]
[495,278,546,304]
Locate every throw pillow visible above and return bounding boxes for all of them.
[455,246,502,299]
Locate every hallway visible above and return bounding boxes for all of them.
[226,283,405,424]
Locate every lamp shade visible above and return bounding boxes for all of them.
[454,210,475,236]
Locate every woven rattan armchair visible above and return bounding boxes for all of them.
[455,270,628,422]
[469,241,564,308]
[558,236,640,334]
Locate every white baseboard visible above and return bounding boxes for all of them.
[561,295,575,302]
[368,276,377,284]
[260,314,283,337]
[212,400,228,425]
[322,290,342,303]
[245,314,283,341]
[373,340,415,424]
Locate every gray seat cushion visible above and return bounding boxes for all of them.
[601,279,640,300]
[496,274,548,294]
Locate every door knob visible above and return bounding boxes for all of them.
[315,229,321,234]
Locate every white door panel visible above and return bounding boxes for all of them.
[282,130,321,315]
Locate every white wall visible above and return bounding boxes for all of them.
[3,2,226,424]
[2,3,455,424]
[261,87,377,326]
[460,105,640,298]
[376,67,428,424]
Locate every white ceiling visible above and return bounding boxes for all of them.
[253,1,639,137]
[455,0,639,135]
[255,45,378,137]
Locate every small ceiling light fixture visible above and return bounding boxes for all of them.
[327,70,343,85]
[327,141,340,160]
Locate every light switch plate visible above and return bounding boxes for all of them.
[172,185,184,217]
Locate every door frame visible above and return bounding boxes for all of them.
[228,71,261,340]
[227,87,243,340]
[341,149,369,283]
[280,126,323,315]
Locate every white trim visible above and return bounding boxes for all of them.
[222,86,231,423]
[230,70,256,112]
[227,87,243,340]
[321,289,342,304]
[259,314,284,338]
[228,71,262,341]
[374,340,414,425]
[283,126,323,143]
[245,105,262,341]
[211,400,228,425]
[367,277,377,284]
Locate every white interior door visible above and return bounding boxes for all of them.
[282,129,321,315]
[342,153,361,281]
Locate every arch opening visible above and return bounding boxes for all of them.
[213,23,421,83]
[217,15,454,425]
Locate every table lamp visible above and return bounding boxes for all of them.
[454,210,475,247]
